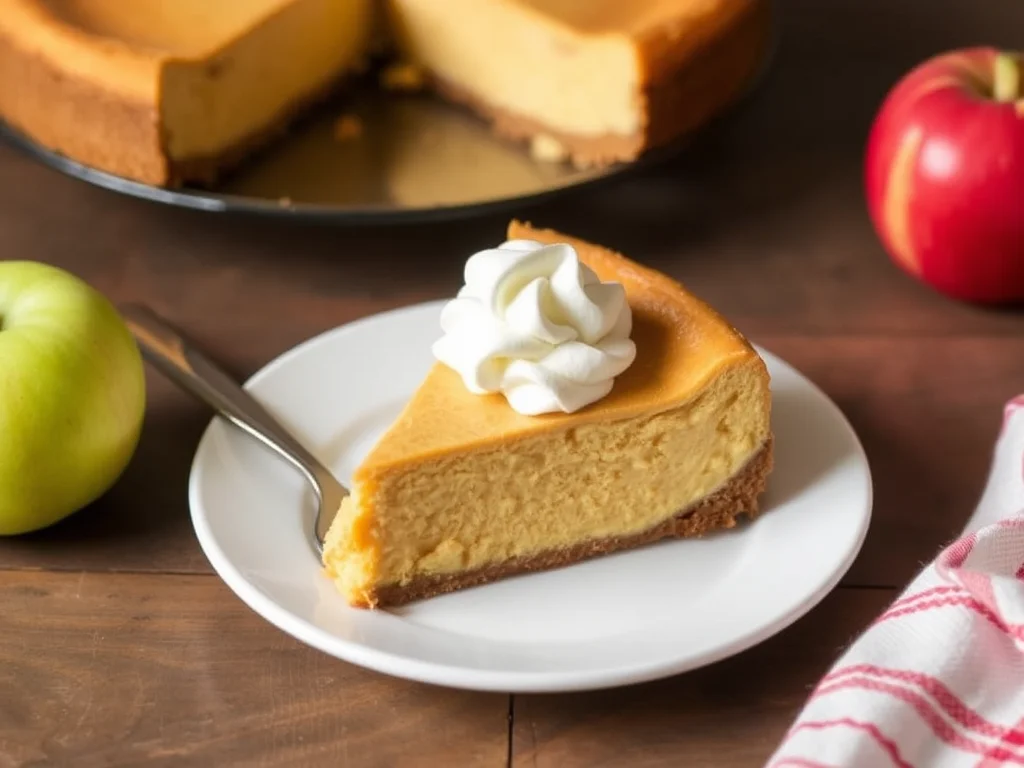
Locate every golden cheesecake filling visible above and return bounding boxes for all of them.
[323,359,769,606]
[386,0,643,141]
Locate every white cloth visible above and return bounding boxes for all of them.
[766,397,1024,767]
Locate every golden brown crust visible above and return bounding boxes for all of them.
[639,0,773,151]
[425,0,771,168]
[353,220,767,475]
[0,24,168,185]
[635,0,768,92]
[369,438,773,608]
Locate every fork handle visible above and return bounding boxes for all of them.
[121,304,344,537]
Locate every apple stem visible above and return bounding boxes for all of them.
[994,52,1020,102]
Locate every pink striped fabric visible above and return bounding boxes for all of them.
[766,398,1024,767]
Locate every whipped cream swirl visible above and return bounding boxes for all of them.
[432,239,636,415]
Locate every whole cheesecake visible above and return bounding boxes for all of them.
[0,0,771,186]
[323,221,773,608]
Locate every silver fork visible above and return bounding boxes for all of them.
[121,304,347,556]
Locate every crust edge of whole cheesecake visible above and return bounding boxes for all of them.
[0,17,168,185]
[365,438,773,608]
[165,70,357,188]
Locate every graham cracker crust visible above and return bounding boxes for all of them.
[371,438,774,608]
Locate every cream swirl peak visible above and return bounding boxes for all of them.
[432,239,636,415]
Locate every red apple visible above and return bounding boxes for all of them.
[865,47,1024,304]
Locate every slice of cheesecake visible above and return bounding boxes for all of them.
[0,0,375,186]
[323,221,773,608]
[385,0,771,167]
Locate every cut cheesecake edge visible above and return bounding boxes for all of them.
[388,0,773,168]
[160,0,377,186]
[163,68,355,188]
[372,438,773,607]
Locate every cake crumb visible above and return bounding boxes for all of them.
[333,114,364,141]
[530,134,569,164]
[571,154,601,171]
[380,61,426,92]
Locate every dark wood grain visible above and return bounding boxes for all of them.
[0,570,509,768]
[512,586,895,767]
[2,0,1023,764]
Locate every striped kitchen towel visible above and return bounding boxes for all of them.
[766,396,1024,767]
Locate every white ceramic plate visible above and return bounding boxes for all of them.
[189,301,872,693]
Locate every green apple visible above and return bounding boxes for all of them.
[0,261,145,534]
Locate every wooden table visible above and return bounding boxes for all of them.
[3,1,1023,765]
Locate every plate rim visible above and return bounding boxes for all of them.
[188,300,873,692]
